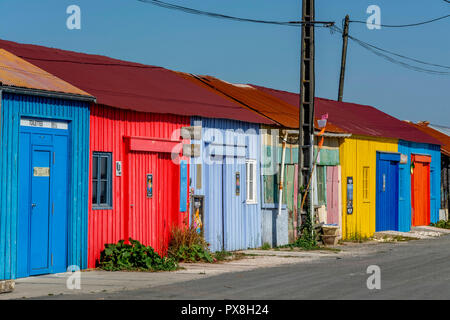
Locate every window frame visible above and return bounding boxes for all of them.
[316,165,326,206]
[246,159,257,204]
[92,152,113,210]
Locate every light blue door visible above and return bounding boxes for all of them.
[18,119,70,278]
[222,162,245,251]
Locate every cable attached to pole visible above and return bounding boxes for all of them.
[137,0,334,27]
[349,13,450,28]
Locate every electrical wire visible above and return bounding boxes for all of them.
[137,0,334,27]
[336,26,450,70]
[330,26,450,75]
[349,13,450,28]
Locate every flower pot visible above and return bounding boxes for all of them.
[321,235,339,246]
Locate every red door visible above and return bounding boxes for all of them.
[411,154,431,226]
[124,137,185,255]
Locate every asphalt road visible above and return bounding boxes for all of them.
[38,235,450,300]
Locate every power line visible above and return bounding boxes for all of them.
[137,0,334,27]
[345,33,450,70]
[349,13,450,28]
[330,26,450,75]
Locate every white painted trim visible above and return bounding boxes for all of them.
[246,159,257,204]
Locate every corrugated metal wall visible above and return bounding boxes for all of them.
[398,140,441,231]
[340,135,398,239]
[190,117,262,252]
[88,104,190,268]
[0,92,90,280]
[443,156,449,211]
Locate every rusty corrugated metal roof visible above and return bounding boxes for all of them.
[254,85,442,145]
[0,49,92,97]
[407,121,450,156]
[179,74,346,133]
[173,72,276,125]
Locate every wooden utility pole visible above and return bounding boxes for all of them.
[297,0,315,228]
[338,15,350,102]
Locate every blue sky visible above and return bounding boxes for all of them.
[0,0,449,125]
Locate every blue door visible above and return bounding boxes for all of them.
[30,146,53,275]
[17,118,70,278]
[376,152,400,231]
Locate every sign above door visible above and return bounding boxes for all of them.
[20,118,68,130]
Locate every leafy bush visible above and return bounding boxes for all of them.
[431,220,450,229]
[99,238,178,271]
[168,225,214,263]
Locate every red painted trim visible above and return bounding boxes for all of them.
[125,136,182,153]
[412,154,431,163]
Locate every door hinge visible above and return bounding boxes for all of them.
[53,152,55,164]
[51,253,53,266]
[52,202,54,215]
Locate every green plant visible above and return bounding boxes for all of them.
[344,233,372,242]
[431,220,450,229]
[213,250,233,261]
[99,238,178,271]
[293,208,318,249]
[261,242,271,250]
[390,235,419,242]
[168,225,214,263]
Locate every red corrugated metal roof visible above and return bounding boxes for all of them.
[407,121,450,156]
[0,39,274,125]
[253,85,442,145]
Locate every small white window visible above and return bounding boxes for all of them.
[246,159,257,204]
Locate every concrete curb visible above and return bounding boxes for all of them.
[412,226,450,234]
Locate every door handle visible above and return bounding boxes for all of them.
[31,203,37,208]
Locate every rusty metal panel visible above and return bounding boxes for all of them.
[181,74,349,133]
[407,122,450,157]
[178,74,296,128]
[256,85,441,145]
[0,49,91,97]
